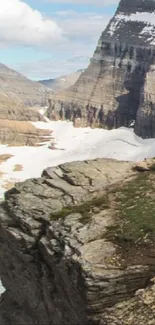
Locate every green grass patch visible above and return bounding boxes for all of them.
[50,164,155,249]
[107,172,155,243]
[50,194,109,223]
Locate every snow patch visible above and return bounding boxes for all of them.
[108,11,155,43]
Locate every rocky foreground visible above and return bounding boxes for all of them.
[0,158,155,324]
[52,0,155,138]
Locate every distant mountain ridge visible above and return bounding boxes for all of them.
[0,63,52,106]
[39,70,84,92]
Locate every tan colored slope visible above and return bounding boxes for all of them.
[0,92,44,122]
[0,63,52,106]
[0,91,49,146]
[0,92,23,109]
[0,119,52,146]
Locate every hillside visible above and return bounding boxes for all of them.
[0,92,42,120]
[0,90,49,146]
[0,119,52,146]
[0,63,52,106]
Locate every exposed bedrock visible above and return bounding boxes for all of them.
[1,159,155,324]
[51,0,155,138]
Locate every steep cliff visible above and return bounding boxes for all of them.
[1,158,155,324]
[53,0,155,138]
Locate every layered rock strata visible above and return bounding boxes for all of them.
[0,119,52,146]
[0,159,155,324]
[0,92,49,146]
[52,0,155,138]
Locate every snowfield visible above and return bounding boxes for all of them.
[0,120,155,202]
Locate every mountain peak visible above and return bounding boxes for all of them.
[53,0,155,138]
[102,0,155,46]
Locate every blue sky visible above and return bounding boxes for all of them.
[0,0,118,80]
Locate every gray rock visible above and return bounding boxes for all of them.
[0,158,154,324]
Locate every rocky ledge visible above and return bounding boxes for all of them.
[0,158,155,324]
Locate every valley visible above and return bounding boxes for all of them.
[1,0,155,324]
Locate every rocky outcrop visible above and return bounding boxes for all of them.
[1,158,155,324]
[52,0,155,138]
[0,63,52,106]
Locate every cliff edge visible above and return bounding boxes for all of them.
[52,0,155,138]
[0,158,155,324]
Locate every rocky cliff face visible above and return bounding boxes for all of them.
[53,0,155,138]
[1,158,155,324]
[0,63,52,106]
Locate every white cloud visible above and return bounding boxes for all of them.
[16,10,112,79]
[0,0,63,47]
[58,11,111,40]
[0,0,117,78]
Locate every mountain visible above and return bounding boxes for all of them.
[53,0,155,138]
[39,70,84,92]
[1,158,155,324]
[0,63,52,106]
